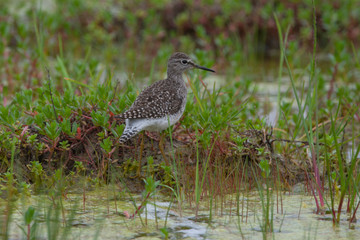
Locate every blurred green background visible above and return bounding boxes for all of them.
[1,0,359,95]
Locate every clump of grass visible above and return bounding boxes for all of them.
[1,0,360,238]
[274,0,360,228]
[255,158,274,234]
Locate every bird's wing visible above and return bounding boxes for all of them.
[117,80,183,119]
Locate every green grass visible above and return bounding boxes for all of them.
[1,0,360,239]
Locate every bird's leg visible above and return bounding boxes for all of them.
[137,132,145,177]
[159,132,169,166]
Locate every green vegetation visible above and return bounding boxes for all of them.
[1,0,360,239]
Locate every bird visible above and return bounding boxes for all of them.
[116,52,215,165]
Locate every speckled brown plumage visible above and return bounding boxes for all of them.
[117,78,184,119]
[116,52,215,144]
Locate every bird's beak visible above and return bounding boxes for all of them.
[192,62,216,73]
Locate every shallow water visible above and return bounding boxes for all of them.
[2,188,359,240]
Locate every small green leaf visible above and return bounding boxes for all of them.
[24,206,36,225]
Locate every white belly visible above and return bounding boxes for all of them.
[126,112,183,133]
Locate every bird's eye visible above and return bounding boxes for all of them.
[181,60,188,65]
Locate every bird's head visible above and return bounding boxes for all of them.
[167,52,215,76]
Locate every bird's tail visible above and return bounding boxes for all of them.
[119,126,140,144]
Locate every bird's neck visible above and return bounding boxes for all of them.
[166,71,184,83]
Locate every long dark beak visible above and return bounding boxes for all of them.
[194,63,216,73]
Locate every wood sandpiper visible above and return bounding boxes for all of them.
[116,52,215,164]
